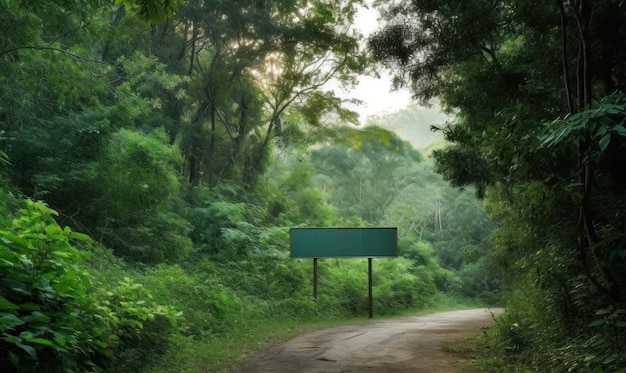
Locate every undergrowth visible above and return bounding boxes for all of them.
[447,308,626,373]
[88,251,491,373]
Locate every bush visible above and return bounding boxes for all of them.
[101,277,182,372]
[0,200,109,372]
[0,200,182,372]
[93,128,191,264]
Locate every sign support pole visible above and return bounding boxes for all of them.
[313,257,318,301]
[290,228,398,318]
[368,257,373,319]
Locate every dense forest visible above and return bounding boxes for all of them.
[0,0,623,372]
[0,1,498,372]
[370,0,626,371]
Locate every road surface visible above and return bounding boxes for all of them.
[235,308,503,373]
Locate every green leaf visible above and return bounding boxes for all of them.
[24,311,50,323]
[52,251,71,259]
[8,351,19,366]
[540,126,570,147]
[44,223,62,236]
[603,355,617,364]
[16,342,37,358]
[20,303,41,311]
[3,279,31,297]
[1,314,25,329]
[613,125,626,136]
[0,296,19,311]
[0,258,16,268]
[19,331,34,340]
[35,277,53,291]
[68,231,92,242]
[3,334,22,344]
[53,333,67,347]
[588,319,606,327]
[599,132,611,151]
[28,338,57,348]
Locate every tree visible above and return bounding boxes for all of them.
[311,125,422,224]
[92,128,191,263]
[369,0,626,369]
[114,0,181,24]
[149,0,367,187]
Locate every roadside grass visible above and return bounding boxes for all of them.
[145,317,361,373]
[85,244,503,373]
[147,295,493,373]
[442,318,532,373]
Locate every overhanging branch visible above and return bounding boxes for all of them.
[0,45,110,66]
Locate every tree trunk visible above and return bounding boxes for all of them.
[568,0,623,302]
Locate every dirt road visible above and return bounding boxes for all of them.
[235,308,503,373]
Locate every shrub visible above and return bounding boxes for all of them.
[0,200,109,372]
[93,128,191,264]
[101,277,182,372]
[0,200,182,372]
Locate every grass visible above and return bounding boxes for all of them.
[441,316,532,373]
[146,317,361,373]
[146,296,494,373]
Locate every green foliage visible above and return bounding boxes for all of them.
[476,281,626,372]
[371,0,626,370]
[94,128,191,263]
[540,93,626,152]
[311,125,423,224]
[99,277,182,372]
[455,261,501,305]
[0,200,182,372]
[188,187,258,256]
[264,159,339,227]
[0,200,108,372]
[0,181,21,224]
[114,52,189,128]
[373,259,438,314]
[114,0,181,25]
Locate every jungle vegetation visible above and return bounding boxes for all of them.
[370,0,626,371]
[4,0,624,372]
[0,1,498,372]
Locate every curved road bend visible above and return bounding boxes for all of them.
[236,308,504,373]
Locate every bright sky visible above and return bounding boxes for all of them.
[329,4,414,123]
[336,74,413,122]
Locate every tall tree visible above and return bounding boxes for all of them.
[370,0,626,369]
[134,0,368,187]
[311,125,422,223]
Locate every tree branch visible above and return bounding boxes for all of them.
[0,45,110,65]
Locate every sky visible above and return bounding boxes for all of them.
[326,4,414,123]
[335,73,414,122]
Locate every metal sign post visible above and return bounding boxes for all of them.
[290,228,397,318]
[368,257,373,319]
[313,257,318,301]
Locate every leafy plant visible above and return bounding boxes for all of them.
[540,93,626,152]
[0,200,182,372]
[100,277,182,372]
[0,200,108,372]
[93,128,191,263]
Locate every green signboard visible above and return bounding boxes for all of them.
[290,227,397,258]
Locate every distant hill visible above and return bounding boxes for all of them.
[364,103,452,149]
